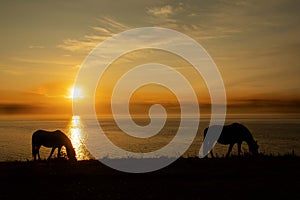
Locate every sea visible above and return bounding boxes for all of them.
[0,114,299,161]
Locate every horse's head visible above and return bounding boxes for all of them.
[66,147,77,162]
[249,140,259,155]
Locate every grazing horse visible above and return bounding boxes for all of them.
[204,123,259,158]
[32,130,76,162]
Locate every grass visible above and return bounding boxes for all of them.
[0,153,299,200]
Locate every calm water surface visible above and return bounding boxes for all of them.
[0,116,299,161]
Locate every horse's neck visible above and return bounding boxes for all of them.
[64,140,73,154]
[59,134,71,148]
[244,132,255,145]
[64,139,73,150]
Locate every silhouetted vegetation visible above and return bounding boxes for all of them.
[0,153,299,200]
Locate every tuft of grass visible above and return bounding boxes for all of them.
[196,150,299,160]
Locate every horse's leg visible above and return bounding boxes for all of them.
[226,143,234,158]
[32,145,36,161]
[57,146,62,158]
[37,146,41,160]
[237,142,242,156]
[210,150,215,158]
[48,147,56,160]
[33,146,36,161]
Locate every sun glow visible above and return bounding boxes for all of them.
[67,87,84,100]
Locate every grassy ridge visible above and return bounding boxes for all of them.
[0,154,299,200]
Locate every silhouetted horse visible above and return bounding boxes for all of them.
[204,123,259,158]
[32,130,76,162]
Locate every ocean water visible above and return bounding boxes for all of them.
[0,115,299,161]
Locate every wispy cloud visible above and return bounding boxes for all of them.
[147,5,174,17]
[11,57,77,66]
[145,3,244,41]
[28,81,70,98]
[58,16,130,53]
[97,17,129,31]
[28,45,45,49]
[227,98,300,114]
[57,38,99,52]
[58,3,253,54]
[0,103,43,115]
[0,66,23,75]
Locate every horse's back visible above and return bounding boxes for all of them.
[32,130,68,147]
[215,123,251,144]
[33,129,65,137]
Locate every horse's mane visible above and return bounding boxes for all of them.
[56,131,76,161]
[231,123,254,140]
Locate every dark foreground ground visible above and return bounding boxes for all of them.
[0,155,299,200]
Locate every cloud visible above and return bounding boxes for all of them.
[0,85,73,115]
[58,16,130,53]
[57,38,99,52]
[0,103,43,115]
[28,45,45,49]
[11,57,76,66]
[97,17,129,31]
[147,5,174,17]
[145,2,245,41]
[0,102,72,116]
[227,98,300,114]
[29,81,71,98]
[58,2,268,54]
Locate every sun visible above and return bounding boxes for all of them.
[67,87,84,100]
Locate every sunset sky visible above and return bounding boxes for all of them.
[0,0,299,117]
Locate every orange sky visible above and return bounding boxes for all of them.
[0,0,300,117]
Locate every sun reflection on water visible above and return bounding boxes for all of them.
[67,115,93,160]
